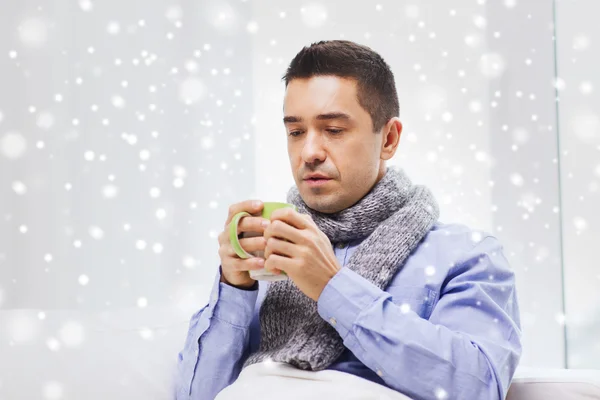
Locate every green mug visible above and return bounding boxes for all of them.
[229,202,298,281]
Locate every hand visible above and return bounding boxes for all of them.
[263,208,341,301]
[217,200,270,289]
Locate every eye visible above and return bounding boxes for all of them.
[326,128,343,135]
[288,130,303,137]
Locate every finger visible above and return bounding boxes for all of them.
[237,216,270,235]
[231,256,266,272]
[218,229,231,246]
[264,254,296,275]
[265,237,296,259]
[270,208,308,230]
[226,200,264,225]
[222,236,266,258]
[237,236,267,254]
[264,218,305,244]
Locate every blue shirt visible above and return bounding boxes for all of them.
[174,222,522,400]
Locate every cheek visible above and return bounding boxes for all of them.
[287,143,302,167]
[338,140,378,169]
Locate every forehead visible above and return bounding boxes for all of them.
[283,76,364,118]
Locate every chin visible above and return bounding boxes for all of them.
[302,193,344,214]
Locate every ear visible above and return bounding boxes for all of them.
[380,117,402,161]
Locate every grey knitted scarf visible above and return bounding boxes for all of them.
[242,167,439,371]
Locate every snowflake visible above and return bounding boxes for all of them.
[106,21,120,35]
[473,15,487,29]
[102,184,118,199]
[470,232,484,244]
[47,337,61,352]
[301,3,328,28]
[246,21,259,34]
[149,187,161,198]
[152,243,163,254]
[78,275,89,286]
[88,226,104,240]
[137,297,148,308]
[18,17,49,48]
[36,111,55,129]
[139,149,150,160]
[165,5,183,22]
[79,0,93,11]
[442,112,453,123]
[469,100,482,113]
[405,4,420,19]
[179,78,206,104]
[42,381,64,400]
[8,313,39,344]
[572,112,599,143]
[465,34,483,48]
[479,53,506,78]
[111,95,125,109]
[1,132,27,159]
[553,77,567,91]
[84,150,95,161]
[139,327,154,340]
[573,217,588,231]
[510,173,524,187]
[512,127,530,144]
[59,321,85,348]
[580,81,593,95]
[573,34,591,51]
[435,387,448,399]
[12,181,27,195]
[182,256,197,269]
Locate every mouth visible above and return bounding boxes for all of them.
[303,177,332,187]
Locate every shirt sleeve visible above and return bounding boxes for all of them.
[316,236,522,400]
[175,266,259,400]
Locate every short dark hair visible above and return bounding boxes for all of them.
[283,40,399,132]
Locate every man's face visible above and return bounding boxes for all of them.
[283,75,387,214]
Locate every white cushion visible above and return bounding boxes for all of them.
[508,367,600,400]
[0,307,190,399]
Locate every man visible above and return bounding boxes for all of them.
[175,40,522,400]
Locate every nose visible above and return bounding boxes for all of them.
[301,130,327,166]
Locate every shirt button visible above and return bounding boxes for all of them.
[377,369,383,377]
[329,317,337,326]
[335,242,347,249]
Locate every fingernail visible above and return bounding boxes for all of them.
[253,201,262,209]
[262,219,270,227]
[256,258,265,266]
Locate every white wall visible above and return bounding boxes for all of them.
[555,0,600,368]
[0,0,597,399]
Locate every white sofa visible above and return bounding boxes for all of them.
[508,367,600,400]
[1,307,599,399]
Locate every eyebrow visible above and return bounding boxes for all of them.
[283,112,352,124]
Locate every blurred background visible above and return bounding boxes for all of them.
[0,0,598,398]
